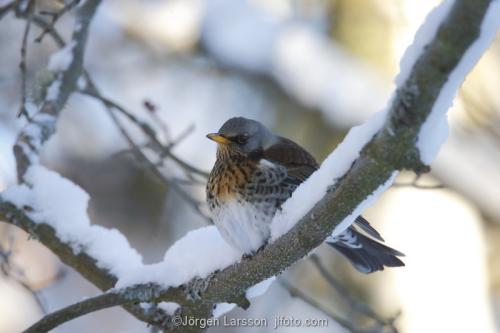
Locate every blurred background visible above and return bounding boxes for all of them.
[0,0,499,332]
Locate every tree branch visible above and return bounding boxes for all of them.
[1,0,497,332]
[22,284,163,333]
[79,86,211,223]
[17,0,34,119]
[4,3,207,329]
[13,0,101,181]
[4,0,110,290]
[308,254,398,332]
[35,0,82,43]
[81,88,210,178]
[278,278,362,333]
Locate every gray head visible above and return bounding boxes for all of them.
[207,117,277,157]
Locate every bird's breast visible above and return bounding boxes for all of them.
[206,160,256,208]
[209,198,274,253]
[207,158,289,253]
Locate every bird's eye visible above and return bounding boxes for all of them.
[235,134,249,144]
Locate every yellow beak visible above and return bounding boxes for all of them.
[206,133,230,145]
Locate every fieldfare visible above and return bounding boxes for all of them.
[206,117,404,273]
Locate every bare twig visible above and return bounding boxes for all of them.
[35,0,81,43]
[100,94,211,223]
[142,99,171,141]
[0,1,15,19]
[21,281,209,333]
[13,0,102,181]
[309,254,399,332]
[31,14,66,47]
[163,124,196,154]
[17,0,34,119]
[81,89,210,178]
[18,6,209,221]
[278,278,363,333]
[79,83,212,222]
[22,284,155,333]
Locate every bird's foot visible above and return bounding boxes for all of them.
[242,253,253,260]
[256,241,268,253]
[184,271,217,301]
[241,242,269,260]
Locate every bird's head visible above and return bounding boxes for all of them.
[207,117,277,160]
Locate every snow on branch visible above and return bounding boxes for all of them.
[0,169,179,329]
[2,0,203,328]
[414,0,500,163]
[1,0,499,332]
[13,0,101,180]
[1,1,115,294]
[2,165,143,277]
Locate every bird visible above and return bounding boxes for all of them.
[206,117,404,273]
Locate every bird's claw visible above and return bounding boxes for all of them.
[241,242,268,260]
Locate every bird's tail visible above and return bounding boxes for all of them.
[326,225,405,274]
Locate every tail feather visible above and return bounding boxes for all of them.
[354,216,384,242]
[327,226,404,274]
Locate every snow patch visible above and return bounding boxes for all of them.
[116,226,241,288]
[213,303,236,318]
[46,80,62,101]
[116,225,275,316]
[246,276,275,299]
[48,41,76,72]
[157,302,180,315]
[2,166,274,306]
[1,165,143,278]
[212,277,276,318]
[77,76,87,90]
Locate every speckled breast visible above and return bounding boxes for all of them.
[206,158,294,253]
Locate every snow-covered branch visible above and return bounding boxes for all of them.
[1,0,499,332]
[1,0,118,303]
[13,0,101,181]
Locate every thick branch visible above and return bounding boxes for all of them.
[22,283,166,333]
[0,200,116,289]
[200,0,492,304]
[23,290,128,333]
[13,1,496,332]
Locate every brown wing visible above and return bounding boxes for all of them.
[265,137,391,257]
[263,136,318,186]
